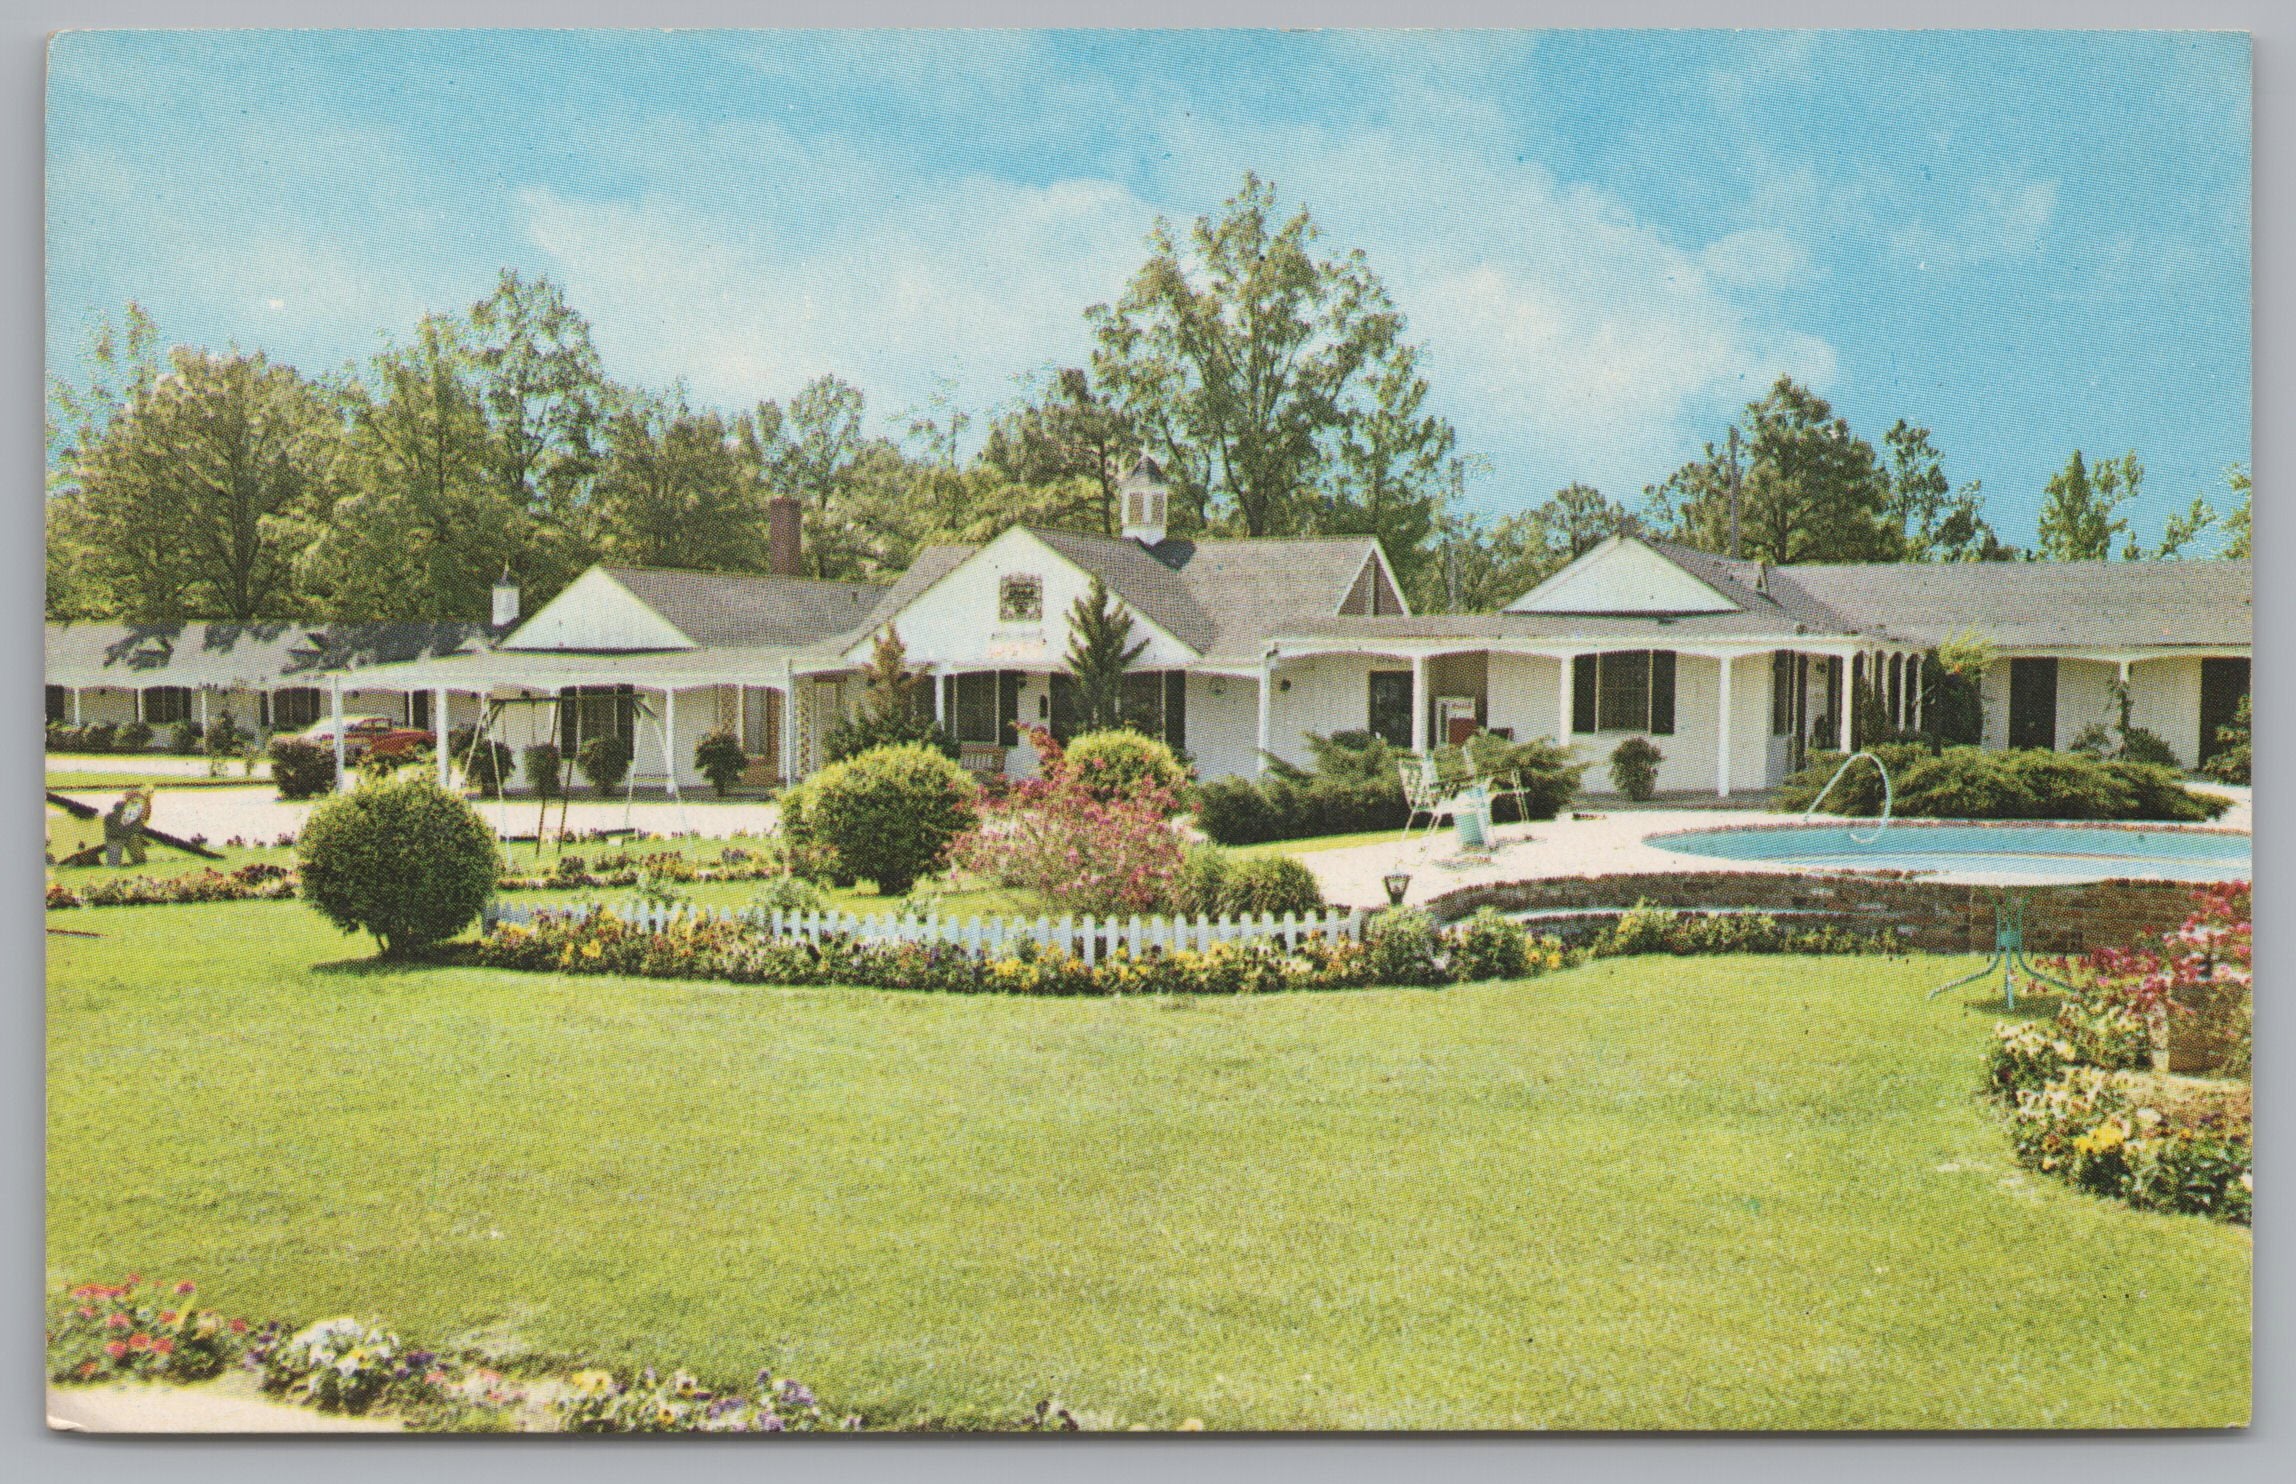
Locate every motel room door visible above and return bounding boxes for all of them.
[2198,658,2250,767]
[2007,658,2058,751]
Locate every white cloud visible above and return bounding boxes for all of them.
[1890,177,2060,270]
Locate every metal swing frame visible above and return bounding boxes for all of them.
[456,692,685,852]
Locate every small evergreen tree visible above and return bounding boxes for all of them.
[1063,574,1147,732]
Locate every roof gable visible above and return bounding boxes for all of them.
[500,568,697,651]
[1506,536,1744,615]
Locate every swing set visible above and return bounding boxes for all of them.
[456,692,688,853]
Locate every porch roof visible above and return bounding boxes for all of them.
[328,644,803,692]
[45,621,489,690]
[1777,557,2253,649]
[1266,608,1852,652]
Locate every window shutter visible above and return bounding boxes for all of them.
[1164,671,1187,751]
[1649,651,1676,735]
[998,670,1022,746]
[558,687,577,753]
[1571,655,1598,734]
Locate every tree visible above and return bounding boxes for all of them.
[301,313,513,619]
[465,270,609,603]
[1323,342,1458,603]
[1645,377,1898,564]
[52,346,339,621]
[1882,420,2008,562]
[2221,463,2252,558]
[1437,484,1639,613]
[979,366,1138,534]
[1088,172,1415,538]
[296,773,503,957]
[2151,496,2219,559]
[593,389,768,570]
[2036,449,2142,561]
[1063,574,1148,731]
[760,374,868,511]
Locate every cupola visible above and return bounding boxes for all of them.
[1118,455,1170,546]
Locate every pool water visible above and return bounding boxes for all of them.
[1647,823,2250,884]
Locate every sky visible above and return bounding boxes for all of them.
[46,28,2251,546]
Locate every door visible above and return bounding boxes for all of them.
[2007,658,2058,751]
[2199,658,2249,766]
[1367,671,1414,749]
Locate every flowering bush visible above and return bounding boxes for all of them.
[1057,728,1192,814]
[1587,903,1897,959]
[46,1277,247,1384]
[955,729,1187,916]
[254,1316,443,1414]
[1986,884,2251,1222]
[555,1366,861,1433]
[1448,907,1531,981]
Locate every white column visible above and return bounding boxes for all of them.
[1911,654,1923,733]
[72,687,82,726]
[435,687,452,788]
[1715,653,1733,798]
[1556,654,1575,752]
[1835,653,1853,752]
[198,687,210,733]
[1255,652,1273,776]
[663,687,678,796]
[934,664,948,727]
[1409,652,1428,754]
[330,674,349,791]
[780,663,799,786]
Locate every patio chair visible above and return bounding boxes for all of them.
[1400,756,1480,837]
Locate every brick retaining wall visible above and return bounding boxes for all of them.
[1425,871,2209,955]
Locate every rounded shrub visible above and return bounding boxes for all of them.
[169,720,204,755]
[1193,776,1279,845]
[797,743,978,898]
[576,733,634,794]
[267,736,338,800]
[1060,730,1191,813]
[1447,906,1530,981]
[1172,843,1233,916]
[297,773,503,957]
[521,742,564,798]
[695,729,748,797]
[1217,854,1323,917]
[1364,907,1446,986]
[1608,736,1663,801]
[118,720,155,752]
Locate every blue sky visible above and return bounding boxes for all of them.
[47,29,2250,545]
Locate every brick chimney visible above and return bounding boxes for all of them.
[767,496,803,576]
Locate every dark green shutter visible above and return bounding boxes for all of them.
[1571,655,1598,734]
[558,687,577,753]
[998,670,1022,746]
[1649,650,1676,735]
[1164,671,1187,751]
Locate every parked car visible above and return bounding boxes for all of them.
[297,716,433,760]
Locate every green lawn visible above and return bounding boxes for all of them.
[47,901,2249,1429]
[1232,827,1412,858]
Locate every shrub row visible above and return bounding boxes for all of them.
[47,721,156,754]
[1774,743,2229,822]
[446,901,1895,996]
[1195,730,1583,846]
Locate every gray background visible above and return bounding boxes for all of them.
[6,2,2284,1479]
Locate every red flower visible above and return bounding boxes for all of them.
[228,1319,247,1334]
[126,1334,150,1351]
[159,1310,177,1324]
[173,1281,196,1296]
[151,1338,174,1356]
[123,1274,141,1287]
[103,1341,127,1360]
[104,1313,130,1330]
[77,1361,98,1378]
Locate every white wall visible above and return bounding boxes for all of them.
[2130,657,2203,767]
[1186,672,1261,780]
[2054,659,2117,751]
[1486,653,1563,743]
[502,569,694,651]
[1262,652,1391,769]
[1570,653,1757,796]
[858,528,1199,672]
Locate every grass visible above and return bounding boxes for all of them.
[1231,828,1411,858]
[47,901,2250,1429]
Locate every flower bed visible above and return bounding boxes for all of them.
[47,1277,246,1385]
[44,849,785,911]
[1984,885,2251,1223]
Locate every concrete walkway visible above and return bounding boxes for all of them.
[47,1375,401,1433]
[54,784,782,844]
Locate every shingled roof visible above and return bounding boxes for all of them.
[1775,557,2253,649]
[599,567,887,649]
[45,621,490,688]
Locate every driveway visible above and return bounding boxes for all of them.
[53,784,781,844]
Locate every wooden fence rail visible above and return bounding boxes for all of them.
[483,899,1369,960]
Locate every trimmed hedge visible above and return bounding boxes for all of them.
[298,775,504,957]
[1195,730,1582,846]
[1774,744,2228,822]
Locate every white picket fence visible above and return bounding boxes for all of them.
[483,898,1368,963]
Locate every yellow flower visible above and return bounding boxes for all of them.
[581,941,603,959]
[1178,1417,1205,1431]
[569,1369,616,1396]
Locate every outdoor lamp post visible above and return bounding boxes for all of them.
[1383,871,1412,908]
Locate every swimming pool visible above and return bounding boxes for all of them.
[1646,822,2251,884]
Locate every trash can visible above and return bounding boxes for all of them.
[1455,784,1490,850]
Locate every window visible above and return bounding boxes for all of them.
[999,574,1043,623]
[46,685,66,723]
[741,687,779,759]
[558,685,635,754]
[953,671,1001,745]
[1771,651,1795,736]
[273,687,322,730]
[142,686,193,725]
[1367,671,1414,749]
[1571,650,1676,736]
[410,691,433,733]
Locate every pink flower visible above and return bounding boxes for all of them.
[103,1341,127,1360]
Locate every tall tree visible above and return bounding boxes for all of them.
[1645,376,1897,564]
[1087,172,1414,538]
[1323,342,1458,602]
[2036,449,2142,561]
[47,304,166,619]
[980,367,1138,534]
[2221,463,2251,558]
[52,346,338,621]
[466,270,610,601]
[301,314,511,619]
[760,374,869,514]
[593,389,769,571]
[1881,420,2008,561]
[1063,574,1148,732]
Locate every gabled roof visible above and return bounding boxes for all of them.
[45,621,490,688]
[598,566,886,649]
[1031,528,1217,653]
[1506,534,1746,616]
[1778,557,2253,649]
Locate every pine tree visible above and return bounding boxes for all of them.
[1063,575,1148,731]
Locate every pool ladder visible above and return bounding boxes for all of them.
[1801,749,1893,845]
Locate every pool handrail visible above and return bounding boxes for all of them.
[1801,749,1892,845]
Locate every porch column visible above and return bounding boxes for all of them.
[72,687,82,725]
[1835,653,1853,753]
[663,687,679,798]
[1409,653,1428,754]
[198,686,210,733]
[435,686,452,788]
[780,663,799,787]
[1714,653,1733,798]
[1911,654,1923,733]
[1256,652,1273,776]
[1556,653,1575,752]
[330,674,349,791]
[934,664,949,727]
